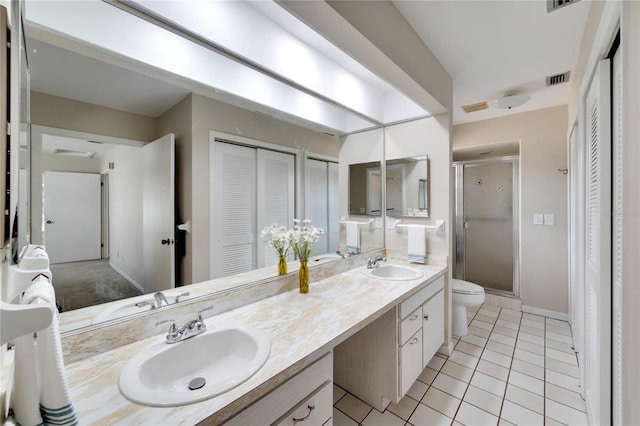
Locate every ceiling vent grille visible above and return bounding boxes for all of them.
[546,71,571,87]
[547,0,580,13]
[461,101,489,113]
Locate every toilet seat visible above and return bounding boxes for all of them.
[452,279,484,295]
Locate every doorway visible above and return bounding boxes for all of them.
[454,157,520,296]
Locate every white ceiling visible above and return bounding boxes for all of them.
[393,0,591,125]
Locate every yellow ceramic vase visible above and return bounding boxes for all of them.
[299,260,309,294]
[278,255,288,275]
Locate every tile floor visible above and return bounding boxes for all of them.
[332,303,588,426]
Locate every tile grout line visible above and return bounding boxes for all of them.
[495,305,521,424]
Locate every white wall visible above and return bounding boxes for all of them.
[339,128,384,253]
[101,145,144,290]
[453,105,569,315]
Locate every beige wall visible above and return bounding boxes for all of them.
[453,105,569,314]
[31,91,157,142]
[190,94,340,283]
[157,95,193,284]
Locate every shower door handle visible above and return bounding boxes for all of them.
[464,222,470,229]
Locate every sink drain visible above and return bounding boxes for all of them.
[188,377,206,391]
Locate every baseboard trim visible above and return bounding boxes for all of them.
[522,305,569,321]
[438,341,455,356]
[109,262,144,293]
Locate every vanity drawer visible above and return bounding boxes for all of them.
[400,306,422,345]
[399,330,423,397]
[276,381,332,426]
[399,275,444,319]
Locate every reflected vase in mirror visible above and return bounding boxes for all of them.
[289,220,322,294]
[261,225,291,276]
[278,255,287,276]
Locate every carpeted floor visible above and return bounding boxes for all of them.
[50,259,143,312]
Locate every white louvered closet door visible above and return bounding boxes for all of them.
[306,159,329,257]
[584,59,611,426]
[257,149,295,268]
[211,142,257,278]
[328,162,339,253]
[611,47,623,426]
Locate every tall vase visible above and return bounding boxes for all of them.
[299,259,309,294]
[278,255,288,275]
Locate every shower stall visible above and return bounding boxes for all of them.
[454,157,519,296]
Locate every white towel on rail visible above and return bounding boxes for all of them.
[346,222,360,253]
[407,225,426,264]
[13,274,78,426]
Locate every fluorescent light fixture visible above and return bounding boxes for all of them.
[492,93,531,109]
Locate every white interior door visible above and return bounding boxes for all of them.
[327,162,339,253]
[306,159,329,256]
[211,142,256,278]
[257,149,295,267]
[584,59,611,426]
[43,171,101,264]
[386,163,406,215]
[142,134,175,293]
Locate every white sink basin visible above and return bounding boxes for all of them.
[361,264,423,281]
[119,324,270,406]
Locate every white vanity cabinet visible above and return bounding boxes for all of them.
[334,274,445,411]
[222,352,333,426]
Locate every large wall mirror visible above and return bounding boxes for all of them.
[348,161,382,216]
[15,1,387,333]
[386,156,430,218]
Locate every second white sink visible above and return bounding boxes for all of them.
[361,264,423,281]
[119,323,270,406]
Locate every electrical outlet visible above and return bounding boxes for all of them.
[533,214,544,225]
[544,214,555,226]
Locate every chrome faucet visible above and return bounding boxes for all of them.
[336,250,350,259]
[366,255,387,269]
[156,306,213,344]
[154,292,169,308]
[174,292,190,304]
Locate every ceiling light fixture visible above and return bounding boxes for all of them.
[492,93,531,110]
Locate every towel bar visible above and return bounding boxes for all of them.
[394,220,445,235]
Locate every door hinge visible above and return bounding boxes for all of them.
[6,122,10,135]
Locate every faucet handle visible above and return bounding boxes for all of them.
[174,292,190,304]
[197,306,213,322]
[156,319,177,334]
[135,301,154,310]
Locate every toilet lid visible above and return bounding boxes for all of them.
[452,279,484,295]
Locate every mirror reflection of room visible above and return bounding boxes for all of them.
[385,155,429,218]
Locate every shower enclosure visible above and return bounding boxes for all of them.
[454,157,519,296]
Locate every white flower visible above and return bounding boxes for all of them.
[289,219,324,261]
[261,224,291,257]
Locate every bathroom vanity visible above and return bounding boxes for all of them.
[59,260,447,425]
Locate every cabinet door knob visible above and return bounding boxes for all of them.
[410,337,418,345]
[409,314,418,321]
[424,314,429,321]
[292,405,315,424]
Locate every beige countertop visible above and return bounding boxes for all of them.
[64,261,447,425]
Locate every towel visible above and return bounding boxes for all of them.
[13,275,78,426]
[346,222,360,253]
[407,225,426,264]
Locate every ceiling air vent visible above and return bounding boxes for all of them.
[546,71,571,87]
[461,101,489,113]
[547,0,580,13]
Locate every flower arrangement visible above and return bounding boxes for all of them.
[261,224,291,275]
[288,219,323,261]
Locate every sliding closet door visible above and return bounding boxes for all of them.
[257,149,295,268]
[328,162,339,253]
[584,59,611,426]
[211,142,257,278]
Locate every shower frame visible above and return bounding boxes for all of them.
[454,156,520,298]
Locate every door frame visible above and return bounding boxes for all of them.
[453,155,520,297]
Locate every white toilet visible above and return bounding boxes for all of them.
[452,279,485,337]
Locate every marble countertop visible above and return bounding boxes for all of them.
[65,261,446,425]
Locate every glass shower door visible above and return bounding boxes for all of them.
[461,160,517,294]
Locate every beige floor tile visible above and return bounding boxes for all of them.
[418,367,439,384]
[546,318,570,328]
[455,401,499,426]
[470,319,495,331]
[406,379,429,401]
[501,400,544,426]
[515,339,545,356]
[386,395,419,421]
[546,399,589,425]
[333,407,359,426]
[485,339,515,356]
[432,372,469,399]
[496,318,520,330]
[481,348,513,368]
[513,347,544,366]
[334,393,372,423]
[521,318,545,330]
[476,359,510,381]
[490,332,517,347]
[546,357,580,378]
[475,313,498,324]
[510,358,545,380]
[333,384,347,404]
[441,360,474,383]
[546,323,573,336]
[471,371,507,397]
[546,370,581,393]
[463,385,503,416]
[545,383,587,412]
[427,354,446,370]
[546,331,574,345]
[546,348,578,366]
[522,312,545,323]
[545,338,575,354]
[362,409,406,426]
[482,304,502,313]
[500,307,522,318]
[421,386,461,418]
[468,325,491,338]
[505,384,544,414]
[508,371,544,396]
[520,325,545,337]
[499,419,517,426]
[493,324,518,338]
[461,333,488,348]
[408,403,452,426]
[449,350,480,369]
[544,416,567,426]
[455,340,484,357]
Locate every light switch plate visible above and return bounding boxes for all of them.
[533,214,544,225]
[544,214,555,226]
